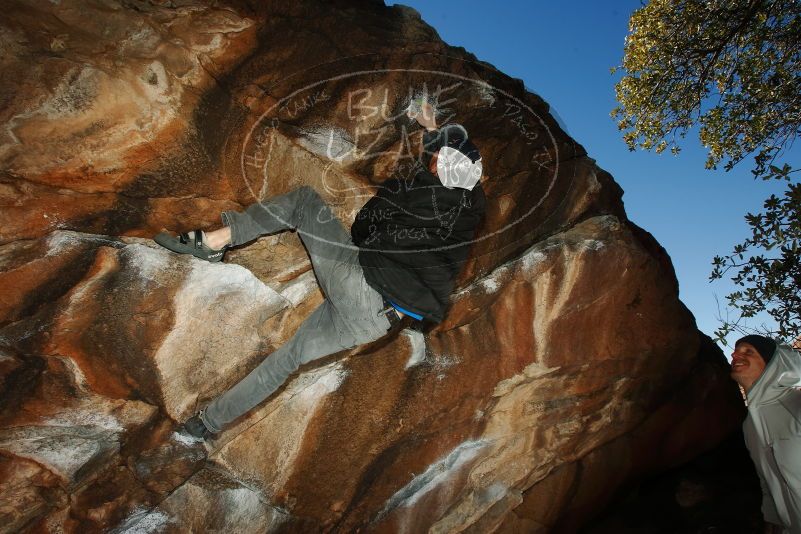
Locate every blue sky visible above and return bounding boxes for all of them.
[389,0,787,350]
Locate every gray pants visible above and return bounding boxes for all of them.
[201,186,392,433]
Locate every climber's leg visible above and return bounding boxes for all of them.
[201,277,391,432]
[222,185,394,323]
[220,185,362,302]
[197,185,394,432]
[201,226,231,250]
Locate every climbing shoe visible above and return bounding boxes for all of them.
[154,230,227,262]
[183,412,214,440]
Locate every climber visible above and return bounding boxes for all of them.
[729,334,801,534]
[154,98,486,439]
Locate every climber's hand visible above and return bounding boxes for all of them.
[408,101,437,131]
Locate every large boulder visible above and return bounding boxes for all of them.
[0,0,746,532]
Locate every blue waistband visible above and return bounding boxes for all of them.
[389,300,424,320]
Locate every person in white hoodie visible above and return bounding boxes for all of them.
[730,334,801,534]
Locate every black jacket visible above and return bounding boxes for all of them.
[351,162,486,323]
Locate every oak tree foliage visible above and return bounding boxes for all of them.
[612,0,801,343]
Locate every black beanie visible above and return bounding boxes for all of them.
[735,335,777,364]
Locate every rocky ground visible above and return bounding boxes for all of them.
[584,430,763,534]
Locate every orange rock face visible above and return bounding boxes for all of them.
[0,1,745,532]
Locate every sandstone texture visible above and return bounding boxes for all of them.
[0,1,746,532]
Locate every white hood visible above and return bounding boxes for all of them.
[747,344,801,408]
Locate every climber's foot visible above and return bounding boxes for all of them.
[154,229,227,262]
[182,412,215,440]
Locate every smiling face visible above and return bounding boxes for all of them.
[730,342,767,391]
